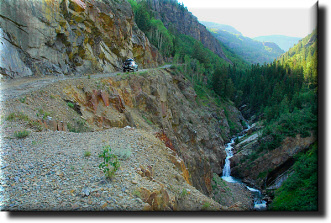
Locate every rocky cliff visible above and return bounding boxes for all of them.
[1,68,245,196]
[0,0,163,79]
[146,0,232,64]
[230,126,316,189]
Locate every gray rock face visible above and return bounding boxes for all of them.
[0,27,33,78]
[0,0,163,78]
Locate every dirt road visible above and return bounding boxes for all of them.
[0,65,172,102]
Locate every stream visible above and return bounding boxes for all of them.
[221,125,267,211]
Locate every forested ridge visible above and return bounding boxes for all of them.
[201,21,285,65]
[128,0,318,211]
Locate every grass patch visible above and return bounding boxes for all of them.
[6,113,17,121]
[142,115,153,125]
[14,130,30,139]
[6,112,43,131]
[180,188,188,198]
[84,151,91,157]
[37,109,51,120]
[201,201,211,210]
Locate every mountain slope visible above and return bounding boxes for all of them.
[202,21,284,64]
[200,21,242,35]
[145,0,233,64]
[253,35,302,52]
[278,29,317,86]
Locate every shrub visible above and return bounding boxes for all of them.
[180,188,188,197]
[19,97,26,103]
[84,151,91,157]
[99,145,120,179]
[67,102,75,109]
[14,130,30,139]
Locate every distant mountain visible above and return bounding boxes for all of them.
[200,21,242,36]
[202,22,284,64]
[253,35,302,52]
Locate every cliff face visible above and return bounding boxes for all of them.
[230,128,316,189]
[0,0,163,78]
[147,0,232,64]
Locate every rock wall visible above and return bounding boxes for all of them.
[147,0,232,64]
[0,0,163,78]
[230,131,316,189]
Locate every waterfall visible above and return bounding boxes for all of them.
[221,124,267,210]
[222,139,234,177]
[221,138,240,183]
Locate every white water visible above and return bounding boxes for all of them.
[221,124,267,211]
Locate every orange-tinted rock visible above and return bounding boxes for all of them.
[169,153,192,185]
[161,101,167,118]
[139,186,173,211]
[63,122,68,131]
[86,91,99,113]
[155,131,175,152]
[109,95,125,113]
[49,120,57,131]
[100,90,109,107]
[57,121,63,131]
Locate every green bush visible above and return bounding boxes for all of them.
[19,97,26,103]
[99,145,120,179]
[67,102,75,109]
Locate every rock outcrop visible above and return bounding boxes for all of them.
[61,69,231,195]
[0,0,163,78]
[147,0,232,64]
[230,129,316,189]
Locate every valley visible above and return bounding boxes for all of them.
[0,0,318,212]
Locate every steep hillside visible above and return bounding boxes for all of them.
[1,68,252,210]
[253,35,301,52]
[0,0,163,79]
[1,68,245,196]
[202,21,284,64]
[145,0,232,64]
[278,29,317,86]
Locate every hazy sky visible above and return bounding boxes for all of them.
[178,0,317,38]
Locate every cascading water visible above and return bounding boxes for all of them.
[221,124,267,211]
[221,138,238,183]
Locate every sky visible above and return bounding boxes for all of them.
[178,0,318,38]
